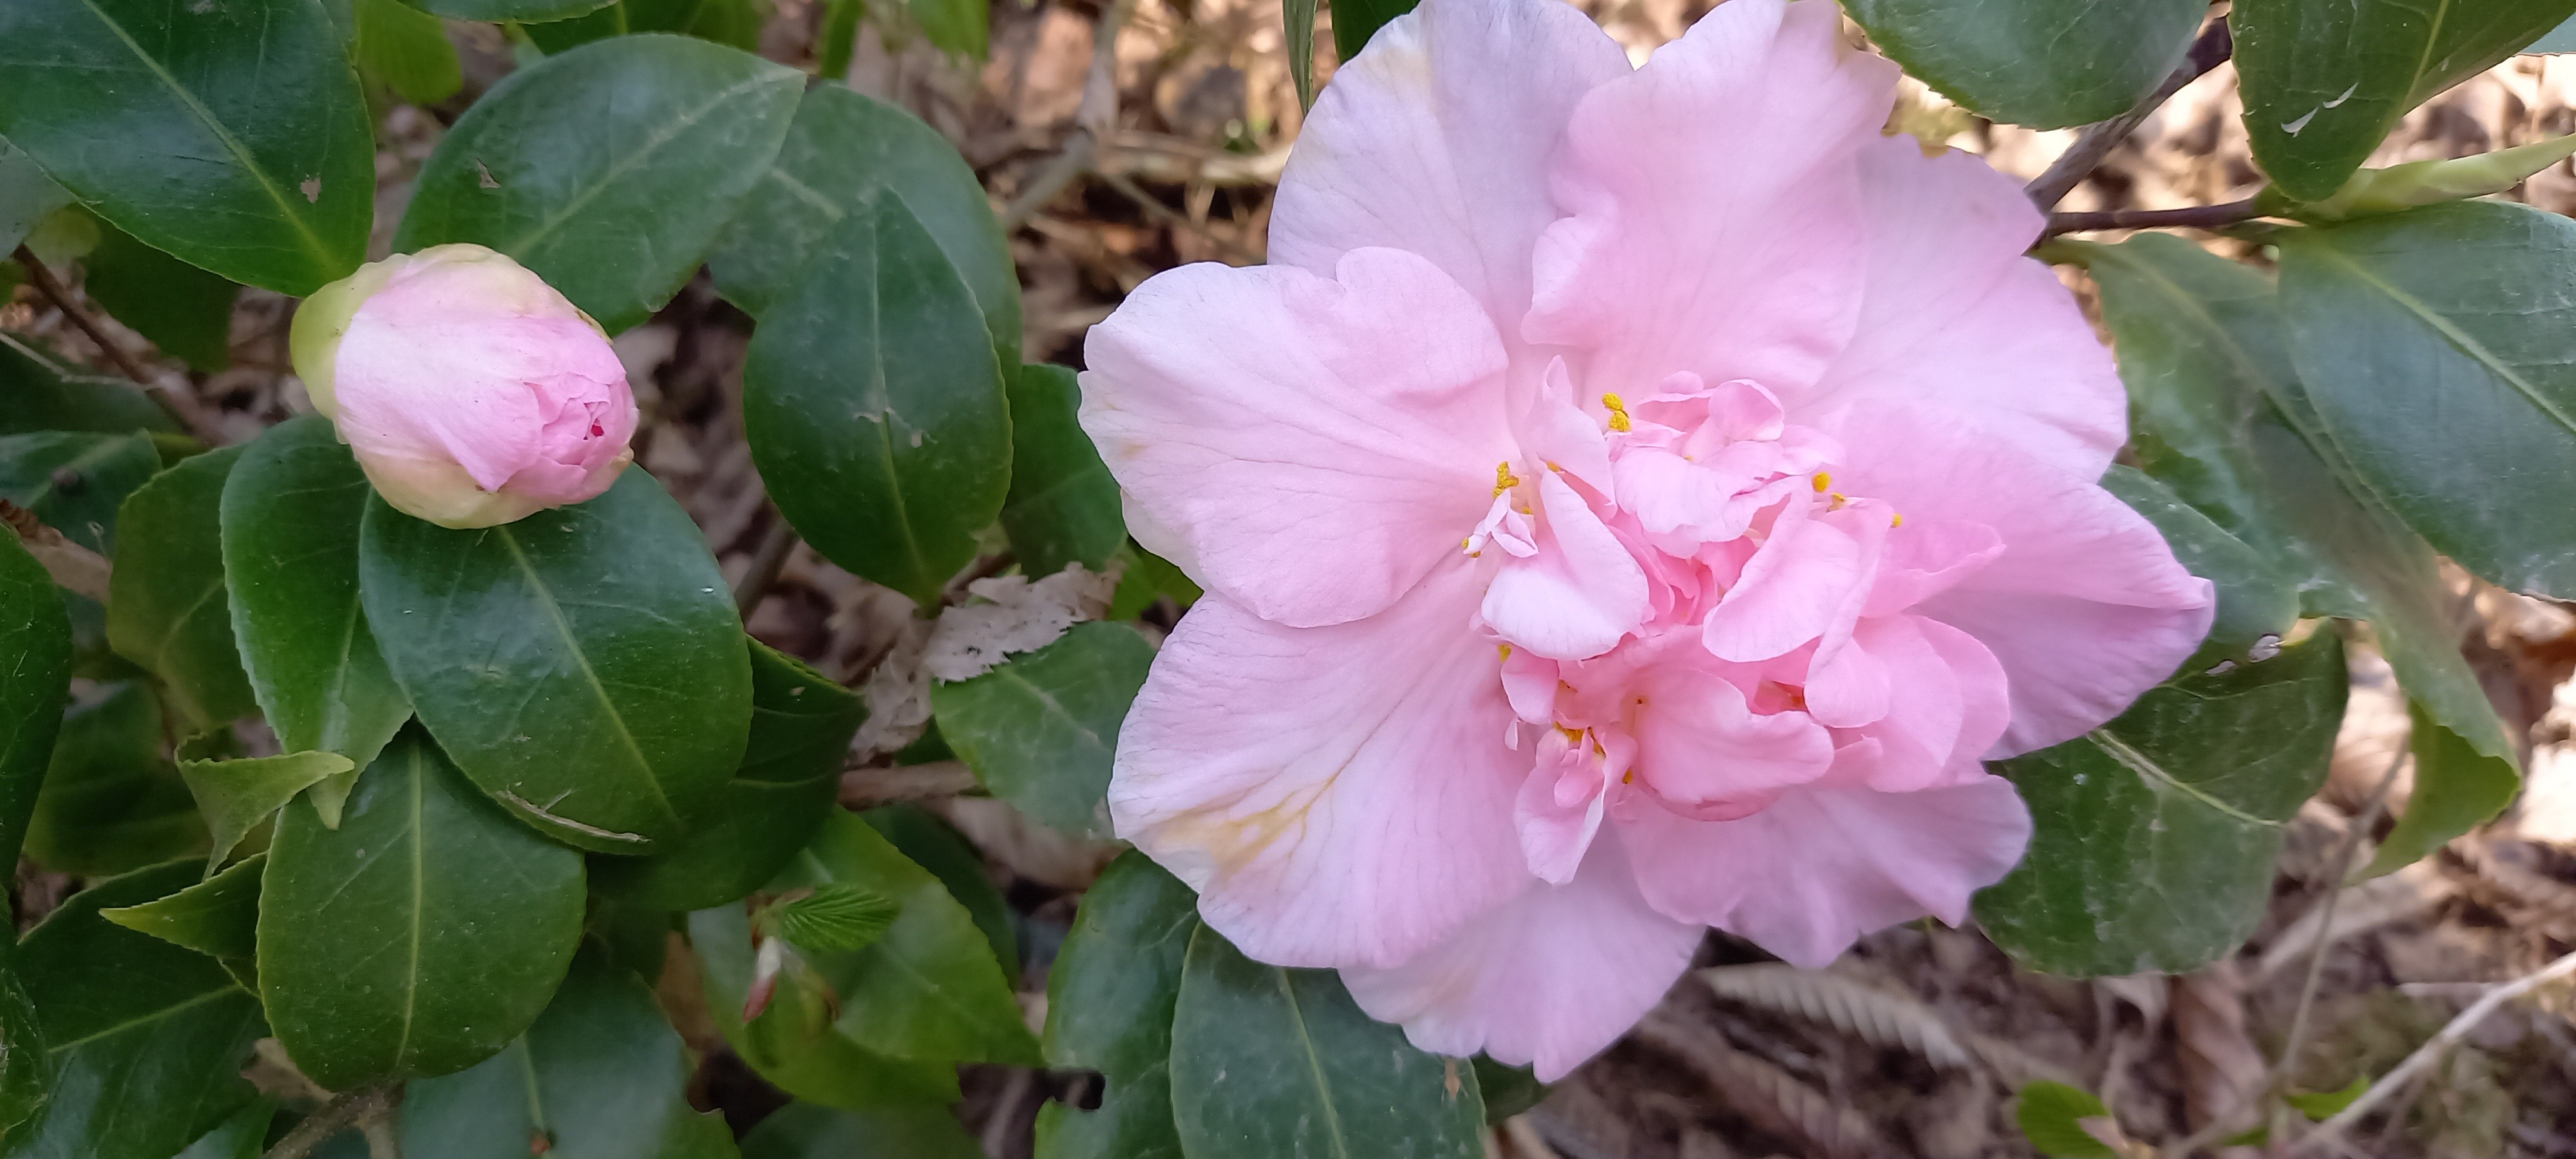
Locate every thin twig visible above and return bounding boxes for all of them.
[2026,21,2235,211]
[360,1111,403,1159]
[1001,133,1096,232]
[13,243,223,444]
[2045,198,2269,237]
[263,1086,400,1159]
[2297,949,2576,1151]
[732,511,800,617]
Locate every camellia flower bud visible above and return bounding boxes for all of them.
[290,243,638,529]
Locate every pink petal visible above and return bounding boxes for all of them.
[1514,731,1609,884]
[1621,777,2031,966]
[1107,560,1527,969]
[1081,249,1517,628]
[1481,472,1651,660]
[1270,0,1630,365]
[1701,500,1888,664]
[1341,832,1701,1081]
[1526,0,1894,396]
[1519,359,1616,496]
[1833,407,2213,755]
[1631,655,1834,809]
[1824,614,2009,792]
[1863,517,2005,617]
[1799,137,2125,478]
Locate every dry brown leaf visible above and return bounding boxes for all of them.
[1697,963,1971,1069]
[2172,960,2267,1132]
[1632,1010,1888,1159]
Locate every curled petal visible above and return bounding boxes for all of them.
[1631,657,1834,810]
[1481,472,1652,660]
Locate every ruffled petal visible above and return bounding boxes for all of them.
[1270,0,1631,348]
[1526,0,1894,396]
[1833,407,2213,755]
[1108,560,1528,969]
[1631,655,1834,809]
[1341,833,1701,1081]
[1481,472,1651,660]
[1082,249,1518,628]
[1799,137,2126,478]
[1621,776,2031,966]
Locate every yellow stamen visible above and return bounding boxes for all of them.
[1497,643,1513,661]
[1601,393,1633,433]
[1555,724,1584,744]
[1492,460,1522,497]
[1811,471,1833,493]
[1829,492,1850,511]
[1622,770,1634,785]
[1891,511,1905,528]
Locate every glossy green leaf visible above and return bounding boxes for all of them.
[0,966,43,1145]
[1472,1059,1544,1124]
[0,333,175,437]
[594,639,860,910]
[1171,923,1485,1159]
[1287,0,1319,109]
[12,862,268,1159]
[354,0,464,106]
[100,853,264,990]
[259,729,587,1088]
[1106,543,1201,622]
[767,811,1039,1064]
[399,952,737,1159]
[414,0,616,27]
[687,903,963,1110]
[711,84,1020,366]
[770,885,901,952]
[25,684,210,874]
[862,804,1018,978]
[933,621,1150,839]
[741,193,1012,608]
[743,1103,979,1159]
[359,471,752,853]
[2235,0,2576,200]
[1841,0,2204,129]
[2099,466,2297,674]
[1001,364,1125,578]
[222,418,412,815]
[0,430,162,555]
[82,225,239,373]
[173,1102,272,1159]
[524,0,770,53]
[1329,0,1417,62]
[907,0,987,59]
[1036,852,1193,1159]
[1975,632,2349,976]
[108,446,258,728]
[0,0,371,294]
[180,751,354,868]
[2014,1081,2118,1159]
[2280,202,2576,598]
[393,34,802,333]
[0,533,70,872]
[2363,702,2521,876]
[0,140,72,256]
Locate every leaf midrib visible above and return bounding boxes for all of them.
[2087,730,2271,827]
[500,69,789,259]
[2304,240,2576,441]
[1276,966,1353,1159]
[493,525,681,831]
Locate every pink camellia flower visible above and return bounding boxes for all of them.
[290,243,637,529]
[1079,0,2217,1080]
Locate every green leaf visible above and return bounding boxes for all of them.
[770,884,902,952]
[862,804,1019,978]
[2284,1075,2371,1121]
[1287,0,1319,111]
[393,34,802,333]
[1106,543,1200,623]
[907,0,987,58]
[222,417,412,806]
[179,751,354,868]
[2234,0,2576,200]
[399,952,737,1159]
[0,139,73,257]
[710,84,1020,366]
[414,0,617,26]
[0,0,372,294]
[741,193,1012,608]
[13,862,268,1159]
[1974,631,2349,976]
[0,532,71,872]
[2363,702,2521,876]
[0,333,176,437]
[107,446,258,729]
[1329,0,1417,62]
[743,1103,981,1159]
[932,621,1150,839]
[1840,0,2205,129]
[0,430,162,555]
[687,903,963,1110]
[100,853,265,990]
[1171,922,1485,1159]
[1035,852,1193,1159]
[1472,1059,1544,1124]
[25,684,210,874]
[258,728,587,1088]
[2099,466,2298,674]
[768,811,1040,1064]
[523,0,770,53]
[1001,364,1125,578]
[173,1102,274,1159]
[2013,1081,2118,1159]
[81,224,240,373]
[359,470,752,853]
[2279,202,2576,598]
[354,0,464,105]
[0,966,43,1145]
[593,639,860,910]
